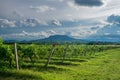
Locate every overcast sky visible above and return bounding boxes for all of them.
[0,0,120,41]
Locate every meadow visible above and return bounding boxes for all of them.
[0,41,120,80]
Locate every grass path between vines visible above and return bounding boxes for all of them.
[0,48,120,80]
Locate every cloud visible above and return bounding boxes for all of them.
[67,1,80,10]
[117,30,120,34]
[58,0,64,2]
[107,14,120,23]
[46,30,56,34]
[0,18,62,28]
[22,30,29,36]
[74,0,106,7]
[52,19,62,26]
[48,0,64,2]
[53,26,98,38]
[91,26,100,30]
[20,19,39,27]
[1,30,57,40]
[12,11,24,19]
[90,14,120,39]
[66,29,97,38]
[0,19,16,28]
[20,18,48,27]
[104,32,110,35]
[90,20,112,29]
[30,5,55,13]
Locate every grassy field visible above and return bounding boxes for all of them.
[0,48,120,80]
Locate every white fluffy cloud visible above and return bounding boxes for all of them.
[1,30,57,40]
[20,18,48,27]
[48,0,64,2]
[0,19,16,28]
[52,19,62,26]
[67,1,80,10]
[104,32,110,35]
[20,18,63,27]
[30,5,55,13]
[69,26,97,38]
[53,26,98,38]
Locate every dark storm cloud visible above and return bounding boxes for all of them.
[74,0,104,7]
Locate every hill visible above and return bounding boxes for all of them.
[30,35,87,43]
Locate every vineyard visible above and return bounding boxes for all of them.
[0,39,120,80]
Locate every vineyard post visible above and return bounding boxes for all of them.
[45,43,56,67]
[62,43,69,63]
[70,43,75,59]
[14,42,19,70]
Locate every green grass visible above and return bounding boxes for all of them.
[0,48,120,80]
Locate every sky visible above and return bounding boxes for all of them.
[0,0,120,41]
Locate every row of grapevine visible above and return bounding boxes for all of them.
[0,38,120,68]
[0,40,14,68]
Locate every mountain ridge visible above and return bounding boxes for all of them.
[3,35,120,43]
[30,35,86,43]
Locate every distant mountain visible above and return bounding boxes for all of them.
[3,40,30,43]
[31,35,87,43]
[3,35,87,43]
[4,40,19,43]
[4,35,119,44]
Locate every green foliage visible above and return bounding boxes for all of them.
[21,44,39,62]
[0,45,14,67]
[0,48,120,80]
[0,43,120,70]
[0,37,3,45]
[37,45,51,59]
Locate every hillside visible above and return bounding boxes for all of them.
[31,35,87,43]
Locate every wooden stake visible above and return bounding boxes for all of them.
[45,44,56,67]
[70,43,75,58]
[62,44,69,63]
[14,43,19,70]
